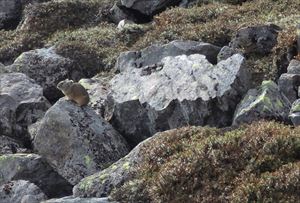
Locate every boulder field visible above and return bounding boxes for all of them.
[0,0,300,202]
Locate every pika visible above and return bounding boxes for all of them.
[57,79,90,106]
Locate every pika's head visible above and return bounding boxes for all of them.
[57,79,74,93]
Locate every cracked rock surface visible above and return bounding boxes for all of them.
[31,99,129,185]
[108,53,250,147]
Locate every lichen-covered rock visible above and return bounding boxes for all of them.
[217,46,241,62]
[0,136,28,155]
[115,40,221,73]
[79,75,111,118]
[7,47,87,102]
[31,99,129,185]
[233,81,291,125]
[120,0,181,16]
[42,197,116,203]
[75,121,300,202]
[229,24,280,55]
[278,60,300,103]
[0,153,72,198]
[0,73,50,143]
[0,180,47,203]
[289,99,300,126]
[108,53,249,147]
[73,135,153,197]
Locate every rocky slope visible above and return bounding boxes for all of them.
[0,0,300,202]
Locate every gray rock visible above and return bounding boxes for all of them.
[79,76,111,119]
[289,99,300,126]
[233,80,291,125]
[287,59,300,74]
[120,0,181,16]
[230,24,280,55]
[42,197,116,203]
[108,53,249,147]
[73,134,157,198]
[0,0,21,29]
[7,47,84,102]
[0,136,28,155]
[0,73,50,143]
[0,180,47,203]
[115,40,221,73]
[0,153,72,198]
[0,0,49,29]
[217,46,242,62]
[109,3,138,24]
[278,60,300,103]
[31,99,129,185]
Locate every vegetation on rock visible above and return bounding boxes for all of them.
[111,121,300,202]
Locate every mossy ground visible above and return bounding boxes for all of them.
[110,121,300,202]
[0,0,298,80]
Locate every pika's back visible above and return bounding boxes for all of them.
[57,79,90,106]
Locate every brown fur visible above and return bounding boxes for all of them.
[57,79,89,106]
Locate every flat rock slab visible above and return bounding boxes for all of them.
[31,99,129,185]
[108,53,250,147]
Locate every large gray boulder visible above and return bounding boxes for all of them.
[120,0,181,16]
[31,99,129,185]
[73,134,157,198]
[42,197,116,203]
[229,24,280,55]
[115,40,221,73]
[233,80,291,125]
[108,53,249,147]
[0,180,47,203]
[7,47,86,102]
[0,153,72,198]
[278,60,300,103]
[0,73,50,143]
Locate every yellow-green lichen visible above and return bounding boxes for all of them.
[122,162,130,170]
[84,155,93,167]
